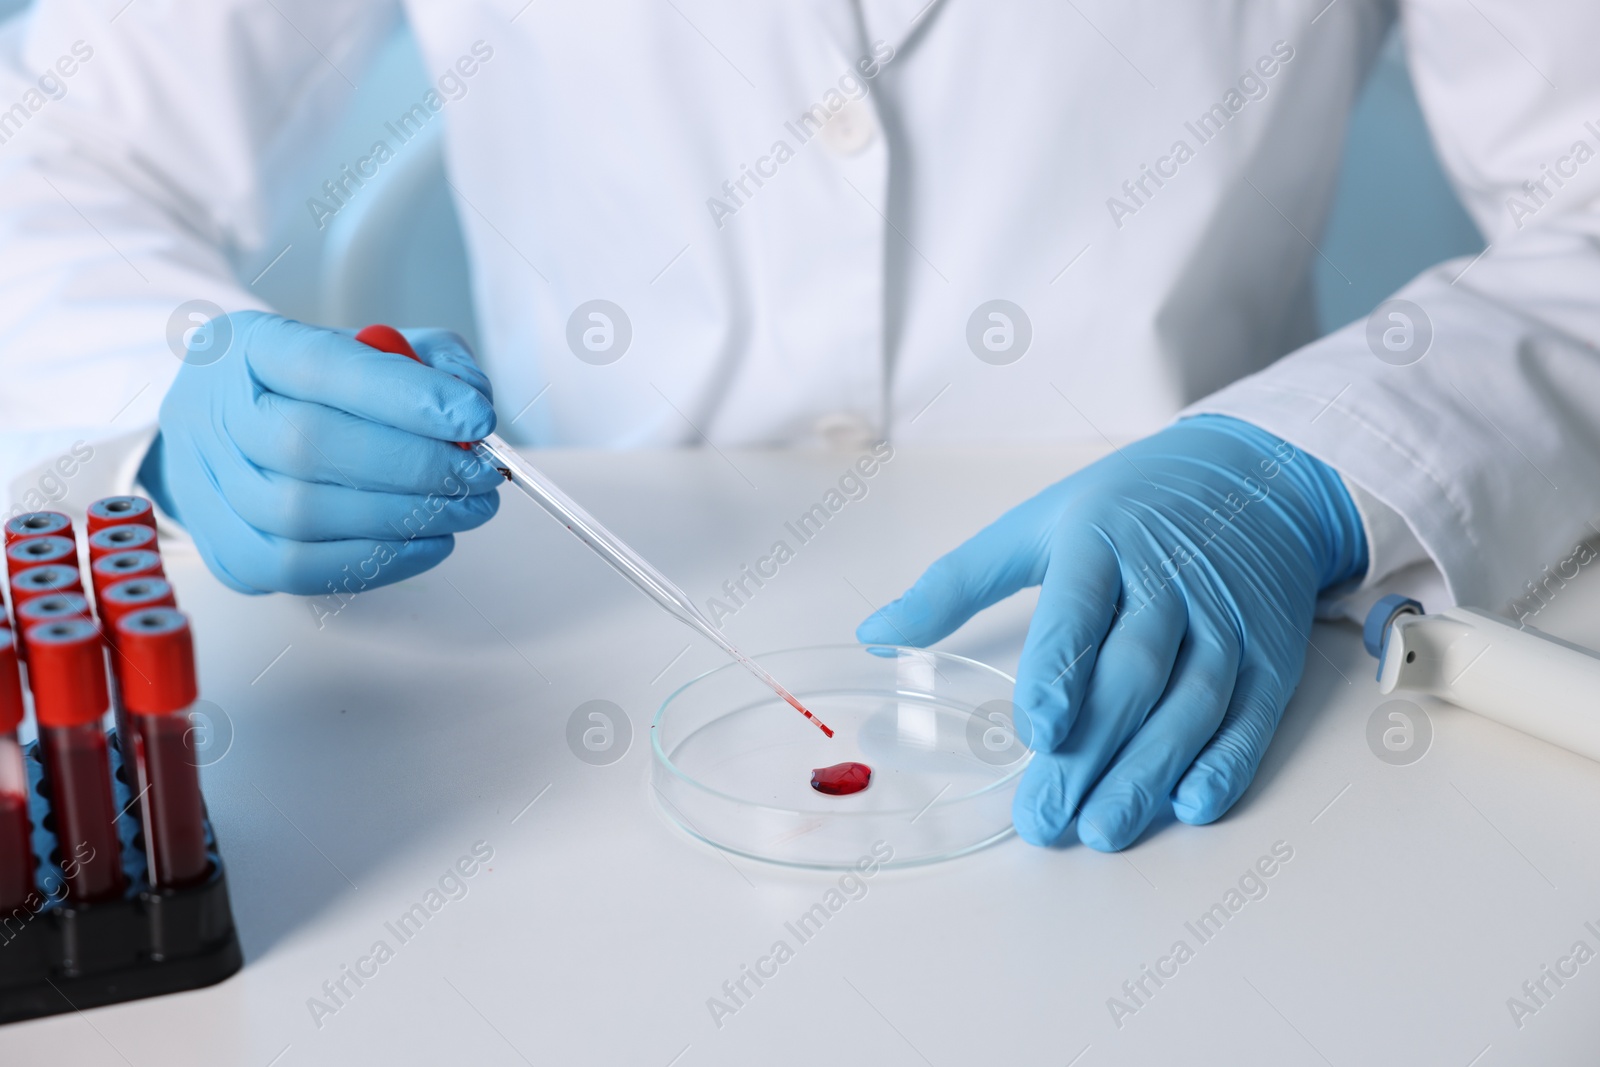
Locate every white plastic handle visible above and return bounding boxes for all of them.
[1377,605,1600,763]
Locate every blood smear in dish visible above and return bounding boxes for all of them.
[810,761,872,796]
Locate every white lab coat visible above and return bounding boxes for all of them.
[0,0,1596,618]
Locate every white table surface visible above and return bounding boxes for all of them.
[3,446,1598,1067]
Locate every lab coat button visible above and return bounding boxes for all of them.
[821,101,876,156]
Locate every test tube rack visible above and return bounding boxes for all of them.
[1,501,242,1024]
[0,737,242,1023]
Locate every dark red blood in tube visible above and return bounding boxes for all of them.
[0,629,22,735]
[0,787,32,911]
[129,713,207,886]
[810,761,872,796]
[0,632,32,911]
[116,609,207,888]
[28,618,124,903]
[44,723,125,901]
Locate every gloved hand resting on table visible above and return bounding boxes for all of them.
[141,311,501,595]
[857,415,1367,851]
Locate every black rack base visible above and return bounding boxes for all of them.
[0,737,242,1024]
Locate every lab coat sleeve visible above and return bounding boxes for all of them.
[1187,0,1600,617]
[1316,474,1442,625]
[0,0,399,519]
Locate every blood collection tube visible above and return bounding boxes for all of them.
[4,511,72,546]
[17,593,93,647]
[86,496,156,535]
[98,577,178,764]
[27,618,125,903]
[16,594,94,673]
[0,630,34,913]
[11,563,84,610]
[98,577,178,632]
[115,609,208,888]
[90,549,163,598]
[5,534,75,581]
[86,523,157,563]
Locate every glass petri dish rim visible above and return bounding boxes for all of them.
[650,642,1032,820]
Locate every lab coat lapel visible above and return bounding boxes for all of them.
[807,0,868,60]
[809,0,945,59]
[856,0,948,54]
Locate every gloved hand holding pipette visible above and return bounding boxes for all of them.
[144,312,501,595]
[858,416,1369,852]
[146,312,831,734]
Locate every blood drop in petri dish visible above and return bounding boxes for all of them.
[810,761,872,796]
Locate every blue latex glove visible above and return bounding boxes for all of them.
[142,311,502,595]
[857,415,1367,851]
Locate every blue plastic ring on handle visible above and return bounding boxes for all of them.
[1363,594,1425,678]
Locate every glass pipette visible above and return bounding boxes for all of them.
[355,326,833,738]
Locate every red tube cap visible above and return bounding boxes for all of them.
[17,593,92,628]
[91,549,163,593]
[26,617,108,728]
[4,511,71,545]
[11,563,84,606]
[86,496,156,534]
[6,534,74,578]
[86,523,157,562]
[16,592,92,663]
[98,577,177,634]
[115,608,196,716]
[0,631,21,735]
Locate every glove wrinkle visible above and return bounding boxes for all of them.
[150,311,500,596]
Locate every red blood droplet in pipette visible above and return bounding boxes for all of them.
[811,761,872,796]
[782,692,834,738]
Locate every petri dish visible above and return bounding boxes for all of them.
[651,645,1031,869]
